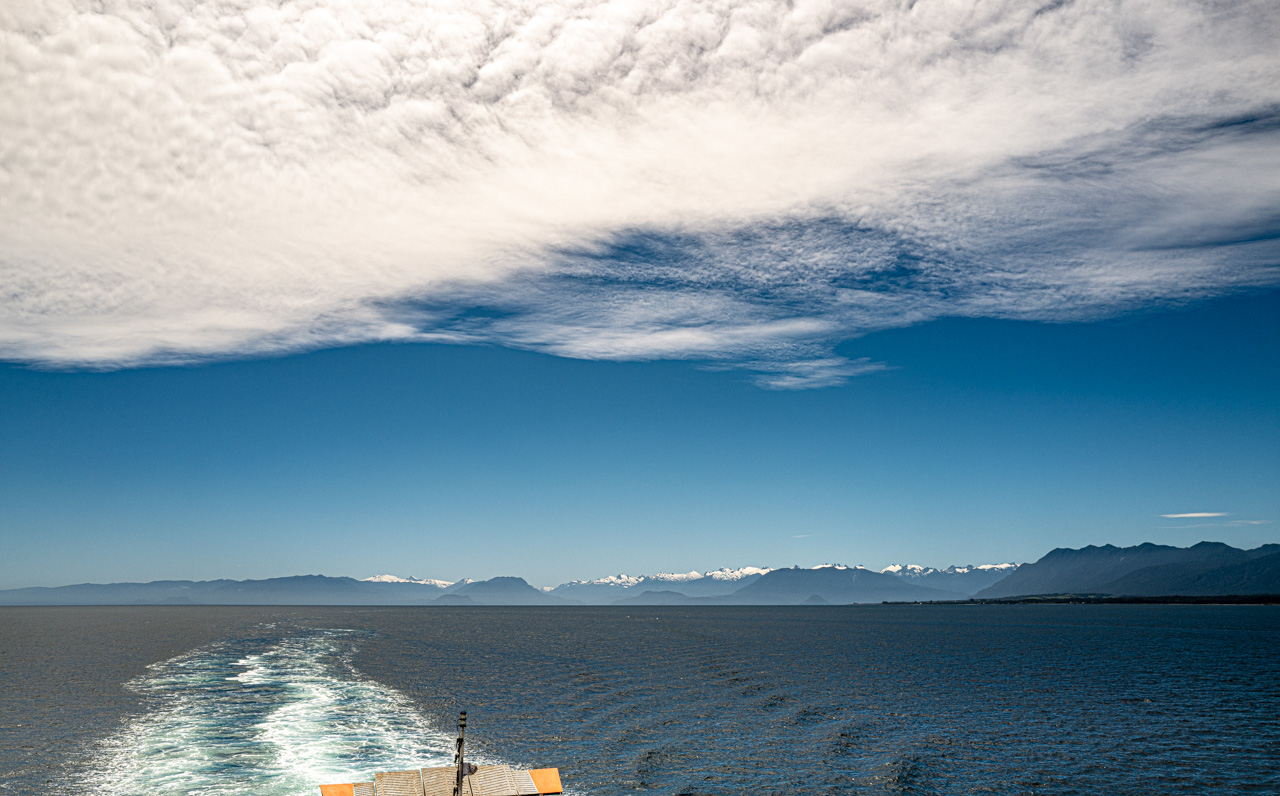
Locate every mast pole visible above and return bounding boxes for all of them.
[453,711,467,796]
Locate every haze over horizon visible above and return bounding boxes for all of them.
[2,0,1278,589]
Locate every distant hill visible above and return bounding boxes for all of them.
[613,590,695,606]
[724,566,960,604]
[0,579,233,606]
[0,575,449,605]
[976,542,1280,599]
[0,574,574,607]
[1099,550,1280,596]
[203,575,379,604]
[438,577,572,606]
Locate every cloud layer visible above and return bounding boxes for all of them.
[3,0,1278,385]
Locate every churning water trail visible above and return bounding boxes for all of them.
[86,629,455,796]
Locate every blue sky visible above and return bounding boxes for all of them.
[2,0,1279,587]
[2,290,1275,589]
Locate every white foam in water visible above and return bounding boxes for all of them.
[85,630,455,796]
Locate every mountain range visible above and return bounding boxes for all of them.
[1,542,1275,606]
[548,566,773,603]
[974,541,1280,599]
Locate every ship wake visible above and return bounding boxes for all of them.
[84,630,454,796]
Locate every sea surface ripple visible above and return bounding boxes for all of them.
[1,605,1278,796]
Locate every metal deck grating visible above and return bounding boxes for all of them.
[513,770,539,796]
[420,766,457,796]
[375,769,426,796]
[469,765,518,796]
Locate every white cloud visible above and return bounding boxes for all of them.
[2,0,1278,385]
[1160,512,1228,518]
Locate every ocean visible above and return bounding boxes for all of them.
[1,605,1277,795]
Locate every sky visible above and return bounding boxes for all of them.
[1,291,1276,588]
[1,0,1278,588]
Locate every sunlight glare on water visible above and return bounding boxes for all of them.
[86,630,454,796]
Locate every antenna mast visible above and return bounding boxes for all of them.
[453,711,467,796]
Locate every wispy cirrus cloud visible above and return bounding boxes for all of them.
[2,0,1278,386]
[1159,514,1272,529]
[1161,512,1229,518]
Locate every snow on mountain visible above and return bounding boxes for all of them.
[880,563,1017,578]
[941,563,1018,574]
[362,574,454,588]
[707,566,773,580]
[880,564,928,574]
[812,563,868,571]
[565,574,644,587]
[647,571,706,582]
[551,566,774,603]
[612,567,775,584]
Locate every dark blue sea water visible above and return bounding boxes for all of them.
[1,605,1278,795]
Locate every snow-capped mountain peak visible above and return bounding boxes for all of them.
[880,562,1019,578]
[566,574,644,587]
[362,574,454,588]
[706,566,773,581]
[647,570,705,582]
[880,564,930,575]
[937,563,1018,574]
[561,567,772,591]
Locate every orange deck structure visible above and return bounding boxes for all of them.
[526,769,562,794]
[319,764,563,796]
